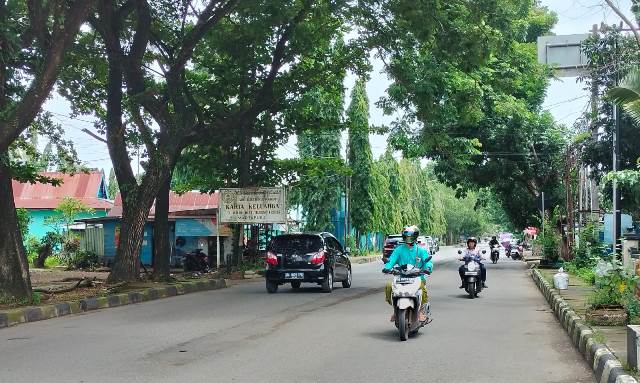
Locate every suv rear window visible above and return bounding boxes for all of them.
[269,235,323,254]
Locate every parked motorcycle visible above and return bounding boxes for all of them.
[458,250,485,299]
[183,249,211,273]
[490,245,500,264]
[383,258,432,341]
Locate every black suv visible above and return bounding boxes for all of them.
[382,234,403,263]
[264,232,352,293]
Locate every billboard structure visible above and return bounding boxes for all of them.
[537,33,590,77]
[219,187,287,224]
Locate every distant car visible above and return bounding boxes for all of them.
[416,236,429,251]
[264,232,352,294]
[383,234,403,263]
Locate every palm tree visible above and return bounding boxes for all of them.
[607,69,640,124]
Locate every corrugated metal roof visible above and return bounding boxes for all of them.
[108,191,219,217]
[13,171,113,210]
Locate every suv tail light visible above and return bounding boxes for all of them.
[266,251,278,266]
[309,251,326,265]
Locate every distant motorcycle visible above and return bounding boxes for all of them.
[510,245,523,261]
[490,245,500,264]
[183,249,211,273]
[459,250,485,299]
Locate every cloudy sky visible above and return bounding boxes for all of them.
[43,0,635,175]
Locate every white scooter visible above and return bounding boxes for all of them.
[383,257,432,341]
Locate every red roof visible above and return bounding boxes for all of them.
[108,191,219,217]
[12,171,113,210]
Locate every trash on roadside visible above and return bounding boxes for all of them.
[553,267,569,290]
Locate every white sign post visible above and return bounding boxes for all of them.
[219,187,288,224]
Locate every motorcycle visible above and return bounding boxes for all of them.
[183,249,211,273]
[383,258,432,341]
[509,245,523,261]
[490,245,500,264]
[458,250,485,299]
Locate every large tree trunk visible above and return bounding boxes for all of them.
[0,161,32,300]
[107,194,154,283]
[152,172,171,281]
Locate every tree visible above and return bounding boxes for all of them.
[50,197,95,240]
[62,0,363,279]
[107,168,119,200]
[578,27,640,213]
[346,79,374,236]
[366,2,565,229]
[0,0,95,300]
[293,129,344,232]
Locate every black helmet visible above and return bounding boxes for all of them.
[467,237,478,245]
[491,235,497,240]
[402,225,420,245]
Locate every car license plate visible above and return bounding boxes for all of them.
[285,272,304,279]
[465,272,477,276]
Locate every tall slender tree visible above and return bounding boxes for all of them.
[346,79,374,237]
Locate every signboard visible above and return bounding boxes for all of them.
[175,218,233,237]
[537,34,590,77]
[219,187,287,224]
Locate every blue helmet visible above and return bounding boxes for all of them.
[402,225,420,245]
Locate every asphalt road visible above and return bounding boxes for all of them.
[0,245,594,383]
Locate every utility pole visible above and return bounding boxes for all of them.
[612,31,622,256]
[541,191,545,239]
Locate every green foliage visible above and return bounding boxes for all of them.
[564,262,596,285]
[46,197,94,240]
[578,27,640,215]
[16,208,30,238]
[360,2,565,230]
[347,79,375,234]
[534,208,561,262]
[44,256,62,269]
[31,292,41,305]
[588,262,638,310]
[291,128,345,232]
[572,220,608,269]
[433,182,494,242]
[67,250,100,270]
[107,169,119,200]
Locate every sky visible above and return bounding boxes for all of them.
[43,0,635,176]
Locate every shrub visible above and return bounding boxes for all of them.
[44,256,63,268]
[67,250,100,270]
[588,261,638,315]
[564,262,596,284]
[34,232,63,268]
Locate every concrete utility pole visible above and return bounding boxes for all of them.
[612,32,622,255]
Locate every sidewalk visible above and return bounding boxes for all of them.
[538,269,629,361]
[534,268,637,382]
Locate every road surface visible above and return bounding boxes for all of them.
[0,245,594,382]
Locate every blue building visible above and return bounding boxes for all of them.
[13,171,112,240]
[78,191,233,267]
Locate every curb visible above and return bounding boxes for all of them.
[531,269,638,383]
[0,278,226,330]
[349,255,381,265]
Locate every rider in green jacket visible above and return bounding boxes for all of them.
[383,225,433,322]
